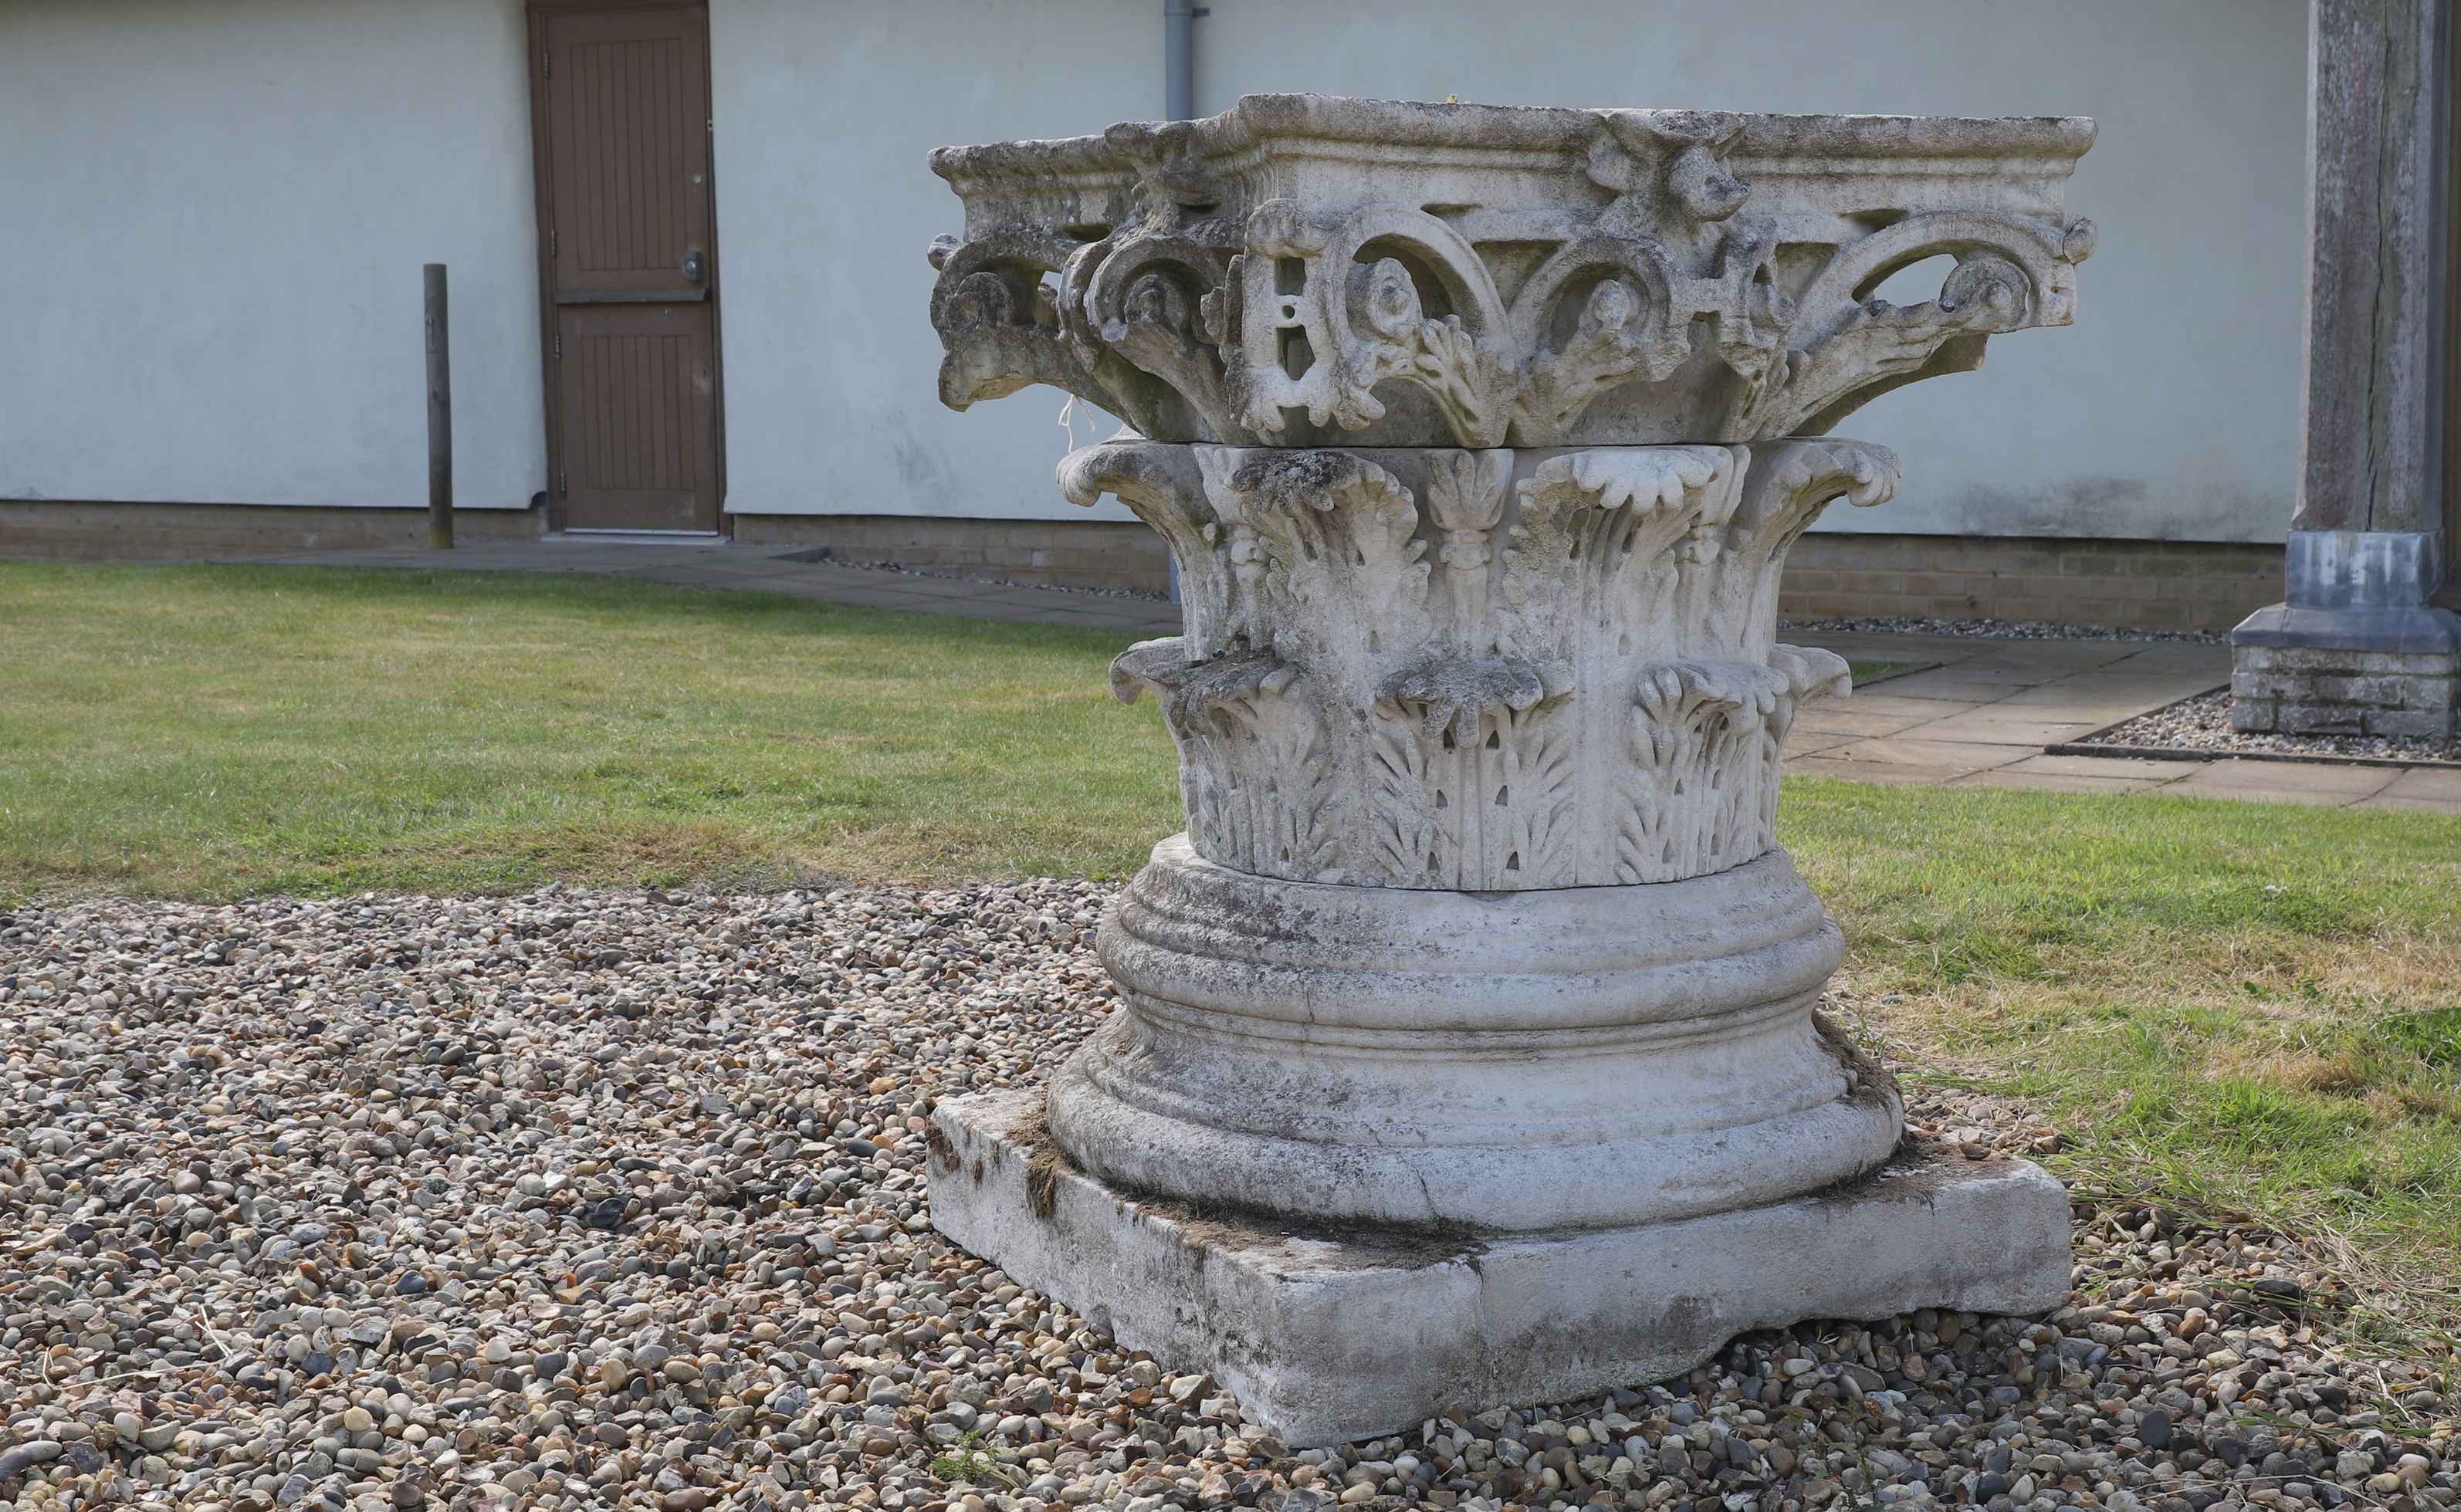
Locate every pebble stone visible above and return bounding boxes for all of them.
[1,886,2453,1512]
[2080,691,2460,765]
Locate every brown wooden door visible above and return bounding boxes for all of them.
[531,1,722,533]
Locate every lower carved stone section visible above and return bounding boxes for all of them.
[929,1088,2073,1449]
[1054,837,1897,1233]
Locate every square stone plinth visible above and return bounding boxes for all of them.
[929,1090,2071,1447]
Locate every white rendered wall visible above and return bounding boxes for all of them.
[710,0,1159,526]
[716,0,2306,541]
[0,1,2308,540]
[1193,1,2310,543]
[0,0,543,511]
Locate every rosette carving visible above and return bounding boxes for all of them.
[1070,438,1898,888]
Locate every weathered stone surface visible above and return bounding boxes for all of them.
[2230,635,2460,739]
[928,93,2095,448]
[925,94,2091,1424]
[1069,438,1895,888]
[2282,528,2450,609]
[932,1087,2073,1448]
[2228,3,2461,736]
[1048,837,1896,1230]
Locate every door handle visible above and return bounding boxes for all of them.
[681,249,706,283]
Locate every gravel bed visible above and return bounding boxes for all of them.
[1781,618,2224,645]
[2077,692,2461,765]
[2,888,2453,1512]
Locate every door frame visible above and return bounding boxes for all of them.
[525,0,728,536]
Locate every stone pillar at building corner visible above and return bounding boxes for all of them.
[2232,0,2461,739]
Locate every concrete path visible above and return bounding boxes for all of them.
[1782,630,2461,814]
[215,537,2461,815]
[228,536,1183,636]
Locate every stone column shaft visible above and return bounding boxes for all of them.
[2233,0,2461,738]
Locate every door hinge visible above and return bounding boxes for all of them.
[549,228,557,258]
[559,471,568,498]
[553,333,561,360]
[542,49,550,77]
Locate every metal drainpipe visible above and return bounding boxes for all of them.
[1165,0,1197,123]
[1163,0,1201,603]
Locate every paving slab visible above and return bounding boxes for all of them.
[1811,737,2040,776]
[2348,765,2461,813]
[1786,705,1941,739]
[1984,753,2215,783]
[1893,711,2126,746]
[2165,759,2402,807]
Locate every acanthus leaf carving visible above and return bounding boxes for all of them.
[1424,448,1512,648]
[1109,638,1343,885]
[1711,438,1901,656]
[1057,442,1237,660]
[1223,448,1434,678]
[1067,438,1889,890]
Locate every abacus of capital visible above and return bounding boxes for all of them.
[920,95,2096,1446]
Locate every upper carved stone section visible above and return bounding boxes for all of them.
[1068,438,1898,890]
[929,93,2095,448]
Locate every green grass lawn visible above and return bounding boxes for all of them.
[1847,657,1938,686]
[6,561,2460,1340]
[0,561,1183,898]
[1786,781,2461,1347]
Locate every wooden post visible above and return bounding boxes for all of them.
[2227,1,2461,744]
[425,263,453,550]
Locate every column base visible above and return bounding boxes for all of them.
[928,1088,2073,1448]
[2229,604,2461,738]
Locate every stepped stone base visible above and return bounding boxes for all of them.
[2230,606,2461,739]
[928,1089,2073,1448]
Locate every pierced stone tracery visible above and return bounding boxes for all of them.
[929,95,2096,450]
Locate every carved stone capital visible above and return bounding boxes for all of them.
[930,94,2094,448]
[926,100,2086,1426]
[1070,438,1898,890]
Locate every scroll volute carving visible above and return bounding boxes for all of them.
[930,96,2091,449]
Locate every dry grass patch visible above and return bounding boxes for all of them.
[1784,778,2461,1347]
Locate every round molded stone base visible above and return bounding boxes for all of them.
[1044,836,1901,1232]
